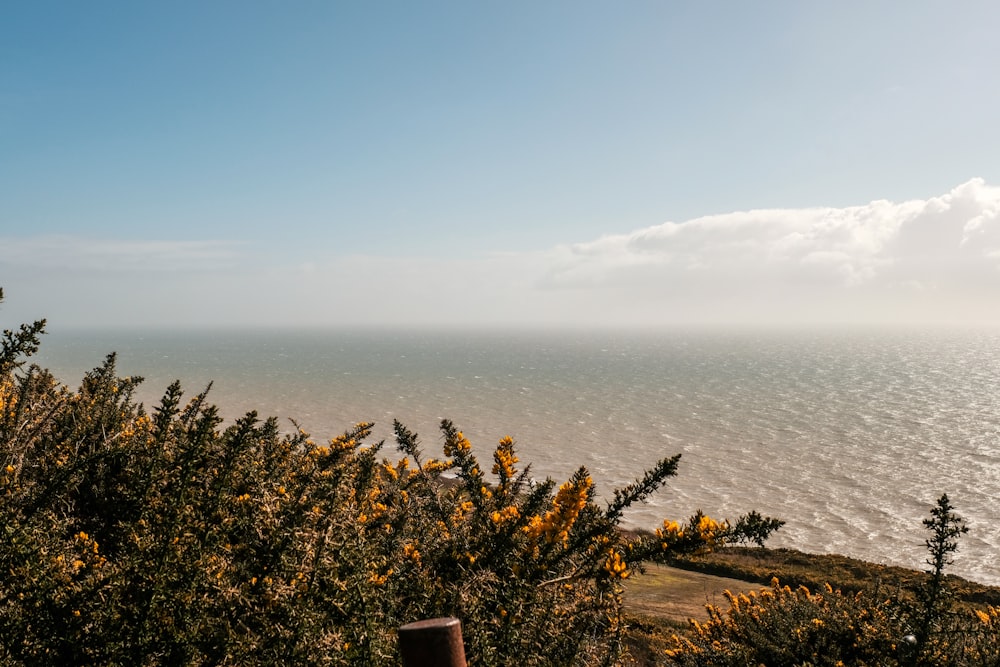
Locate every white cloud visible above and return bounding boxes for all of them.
[537,178,1000,326]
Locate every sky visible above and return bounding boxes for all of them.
[3,1,1000,330]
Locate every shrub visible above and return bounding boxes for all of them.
[0,290,781,665]
[663,495,1000,667]
[662,578,905,666]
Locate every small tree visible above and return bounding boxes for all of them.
[909,493,968,666]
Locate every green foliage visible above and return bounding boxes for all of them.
[0,290,781,666]
[730,510,787,548]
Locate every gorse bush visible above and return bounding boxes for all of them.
[663,579,904,666]
[0,289,781,666]
[662,495,1000,667]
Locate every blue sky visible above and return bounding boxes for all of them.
[3,2,1000,328]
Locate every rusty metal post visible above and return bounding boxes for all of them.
[398,617,467,667]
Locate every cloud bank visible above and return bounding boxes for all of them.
[3,180,1000,328]
[539,178,1000,326]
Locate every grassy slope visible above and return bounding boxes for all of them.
[671,547,1000,607]
[621,546,1000,665]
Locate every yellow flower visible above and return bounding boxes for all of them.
[368,569,392,586]
[330,436,357,453]
[423,458,442,473]
[443,431,472,456]
[491,506,520,524]
[656,519,685,546]
[370,502,388,520]
[695,514,727,542]
[492,436,519,480]
[603,549,629,579]
[524,475,593,546]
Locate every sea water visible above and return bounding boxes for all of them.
[32,326,1000,586]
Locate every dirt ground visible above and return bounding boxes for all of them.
[623,563,761,623]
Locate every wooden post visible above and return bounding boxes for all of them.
[398,617,467,667]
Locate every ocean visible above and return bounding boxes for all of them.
[32,326,1000,586]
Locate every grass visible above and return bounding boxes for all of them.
[672,546,1000,608]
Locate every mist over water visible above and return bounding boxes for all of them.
[35,326,1000,586]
